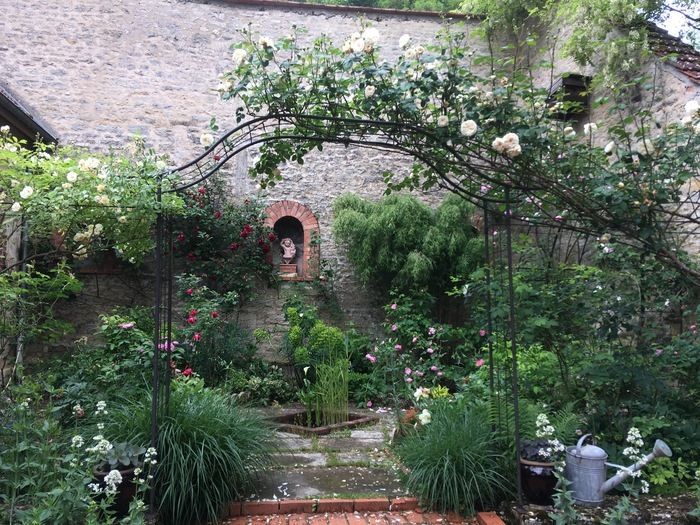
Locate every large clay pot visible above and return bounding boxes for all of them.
[520,458,557,505]
[93,466,138,518]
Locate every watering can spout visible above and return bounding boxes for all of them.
[601,439,672,495]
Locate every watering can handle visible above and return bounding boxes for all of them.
[576,433,592,454]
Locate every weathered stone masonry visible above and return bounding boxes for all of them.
[1,0,698,361]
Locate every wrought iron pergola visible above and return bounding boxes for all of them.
[149,112,700,509]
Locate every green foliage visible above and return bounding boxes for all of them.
[548,471,579,525]
[333,193,483,304]
[107,381,275,525]
[224,361,298,406]
[172,180,276,304]
[396,402,510,514]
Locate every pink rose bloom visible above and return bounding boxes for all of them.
[430,365,439,372]
[414,370,424,377]
[479,329,487,337]
[405,377,413,383]
[367,400,373,408]
[193,332,201,342]
[118,322,135,329]
[412,336,418,344]
[391,324,398,332]
[475,358,485,367]
[427,347,434,354]
[404,367,412,375]
[391,303,398,310]
[437,371,444,376]
[428,327,436,336]
[365,353,377,363]
[394,344,402,351]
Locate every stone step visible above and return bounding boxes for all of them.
[250,466,407,500]
[273,450,390,469]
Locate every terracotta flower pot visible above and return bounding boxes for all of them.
[520,458,557,505]
[93,466,138,518]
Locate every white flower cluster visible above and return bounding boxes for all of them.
[413,387,430,401]
[96,400,108,415]
[622,426,644,462]
[71,435,84,448]
[104,469,123,495]
[404,44,426,60]
[19,186,33,199]
[583,122,598,136]
[343,27,380,54]
[78,157,100,172]
[492,132,522,158]
[0,125,9,134]
[418,409,431,425]
[680,100,700,133]
[258,36,275,49]
[86,435,113,455]
[535,413,555,439]
[73,223,103,244]
[231,48,248,67]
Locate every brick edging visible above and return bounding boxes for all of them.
[227,498,505,523]
[476,511,506,525]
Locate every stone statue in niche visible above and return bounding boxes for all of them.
[280,237,297,264]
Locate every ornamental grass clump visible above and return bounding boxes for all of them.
[108,379,275,525]
[396,402,510,515]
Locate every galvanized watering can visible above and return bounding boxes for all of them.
[564,434,672,505]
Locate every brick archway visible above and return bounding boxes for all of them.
[264,200,320,281]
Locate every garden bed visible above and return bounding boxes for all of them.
[269,409,379,436]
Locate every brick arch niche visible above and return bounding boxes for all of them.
[264,201,320,281]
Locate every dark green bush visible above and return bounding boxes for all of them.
[396,402,510,515]
[108,380,276,525]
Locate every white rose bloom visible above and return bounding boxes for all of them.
[95,195,110,206]
[460,120,478,137]
[118,215,127,224]
[364,85,376,98]
[96,184,105,192]
[685,100,699,115]
[399,34,410,49]
[258,36,275,49]
[0,125,9,133]
[19,186,33,199]
[362,27,380,45]
[418,409,432,425]
[78,157,100,171]
[604,141,616,154]
[437,115,449,127]
[199,133,214,148]
[351,38,365,54]
[583,122,598,136]
[231,48,248,67]
[341,40,353,54]
[217,79,232,93]
[11,202,21,212]
[62,183,73,189]
[564,126,576,138]
[66,171,78,182]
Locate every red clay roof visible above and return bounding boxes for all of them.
[647,22,700,83]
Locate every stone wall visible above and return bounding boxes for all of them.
[1,0,478,356]
[2,0,698,360]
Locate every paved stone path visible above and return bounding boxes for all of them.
[224,510,477,524]
[251,407,406,500]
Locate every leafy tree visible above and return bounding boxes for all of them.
[333,193,483,305]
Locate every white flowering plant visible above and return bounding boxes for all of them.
[0,130,183,266]
[217,25,700,285]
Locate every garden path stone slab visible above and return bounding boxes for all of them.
[273,452,327,468]
[317,435,384,451]
[252,466,407,500]
[277,432,313,451]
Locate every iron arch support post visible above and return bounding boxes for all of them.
[505,187,523,507]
